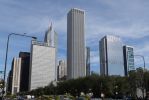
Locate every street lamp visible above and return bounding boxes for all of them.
[2,33,37,98]
[134,55,145,71]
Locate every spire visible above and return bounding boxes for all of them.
[44,22,52,46]
[49,22,52,31]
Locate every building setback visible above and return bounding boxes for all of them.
[100,35,124,76]
[67,8,86,79]
[19,52,30,92]
[29,40,56,90]
[123,45,135,76]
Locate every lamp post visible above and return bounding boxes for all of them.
[134,55,146,99]
[2,33,37,99]
[134,55,145,70]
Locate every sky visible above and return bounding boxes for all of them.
[0,0,149,76]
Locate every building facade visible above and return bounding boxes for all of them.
[100,35,124,76]
[19,52,30,92]
[11,58,21,94]
[57,60,67,80]
[123,45,135,76]
[86,47,90,76]
[29,40,56,90]
[67,8,86,79]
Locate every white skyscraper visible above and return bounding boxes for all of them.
[44,23,58,80]
[11,58,21,94]
[29,40,56,90]
[67,8,86,79]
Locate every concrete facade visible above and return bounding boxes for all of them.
[29,40,56,90]
[67,8,86,79]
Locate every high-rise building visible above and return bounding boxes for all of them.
[19,52,30,92]
[123,45,135,76]
[29,40,56,90]
[7,53,30,93]
[10,58,21,94]
[86,47,90,76]
[67,8,86,79]
[57,60,67,80]
[44,23,58,80]
[100,35,124,76]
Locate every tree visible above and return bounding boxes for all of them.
[22,71,149,99]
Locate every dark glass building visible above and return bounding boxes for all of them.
[19,52,30,92]
[6,70,12,93]
[100,35,124,76]
[123,45,135,76]
[86,47,90,76]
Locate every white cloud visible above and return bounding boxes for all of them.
[1,0,149,72]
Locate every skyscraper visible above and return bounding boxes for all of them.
[11,58,21,94]
[29,40,56,90]
[100,35,124,76]
[123,45,135,76]
[86,47,90,76]
[44,23,58,80]
[67,8,86,79]
[57,60,67,81]
[19,52,30,92]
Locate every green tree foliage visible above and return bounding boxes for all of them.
[28,69,149,98]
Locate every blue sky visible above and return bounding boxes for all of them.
[0,0,149,76]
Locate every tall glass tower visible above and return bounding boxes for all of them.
[123,45,135,76]
[100,35,124,76]
[67,8,86,79]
